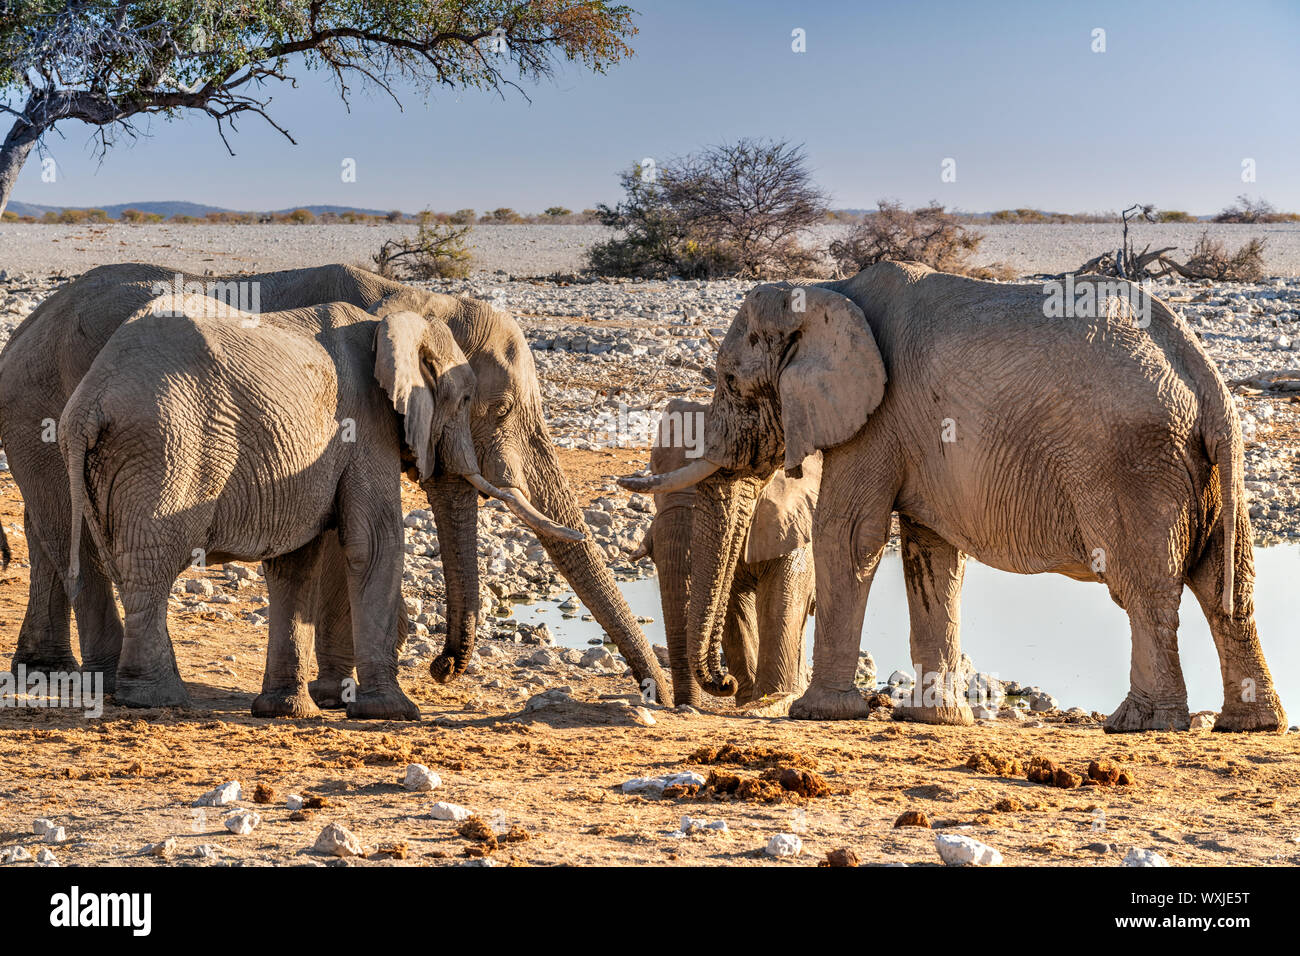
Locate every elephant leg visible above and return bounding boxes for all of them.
[70,542,125,692]
[1104,568,1190,733]
[12,506,125,689]
[309,530,355,709]
[252,539,324,718]
[790,512,890,721]
[114,581,190,710]
[1184,526,1284,732]
[722,562,759,704]
[894,517,973,726]
[11,507,78,673]
[337,477,418,721]
[753,547,813,699]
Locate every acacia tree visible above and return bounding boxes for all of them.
[0,1,637,215]
[659,138,828,276]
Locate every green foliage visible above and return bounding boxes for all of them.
[448,208,477,224]
[543,205,572,217]
[1157,210,1195,223]
[588,140,827,279]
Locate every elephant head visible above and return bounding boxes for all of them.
[370,292,675,706]
[621,284,884,695]
[372,310,580,683]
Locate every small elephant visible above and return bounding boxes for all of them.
[58,294,521,718]
[631,399,816,707]
[624,262,1285,733]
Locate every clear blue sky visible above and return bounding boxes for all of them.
[11,0,1300,214]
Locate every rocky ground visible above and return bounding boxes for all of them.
[1,259,1298,867]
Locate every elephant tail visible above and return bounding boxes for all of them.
[1217,429,1238,617]
[60,404,100,604]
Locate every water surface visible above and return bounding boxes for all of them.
[517,545,1299,716]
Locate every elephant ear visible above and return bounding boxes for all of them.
[758,285,886,473]
[744,453,821,563]
[373,310,474,480]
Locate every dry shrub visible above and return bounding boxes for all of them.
[1184,230,1266,282]
[374,210,473,279]
[828,200,990,276]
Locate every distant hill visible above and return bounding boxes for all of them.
[6,200,406,219]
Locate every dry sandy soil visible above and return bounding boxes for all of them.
[1,459,1297,868]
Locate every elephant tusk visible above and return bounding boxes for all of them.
[463,473,584,541]
[617,458,721,495]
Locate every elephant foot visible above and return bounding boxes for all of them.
[114,675,192,710]
[11,651,81,675]
[308,677,351,710]
[1104,694,1189,733]
[345,686,420,721]
[252,689,322,719]
[1214,696,1285,733]
[789,684,869,721]
[81,658,120,694]
[893,702,975,726]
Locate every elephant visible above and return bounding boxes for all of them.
[0,263,673,707]
[629,399,815,707]
[57,294,541,717]
[622,261,1285,733]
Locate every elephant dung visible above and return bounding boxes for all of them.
[821,848,860,867]
[1026,757,1081,789]
[1087,760,1135,787]
[777,768,831,798]
[893,810,931,829]
[965,751,1024,777]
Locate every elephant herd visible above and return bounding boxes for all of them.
[0,259,1286,733]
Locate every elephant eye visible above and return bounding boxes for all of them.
[723,372,738,391]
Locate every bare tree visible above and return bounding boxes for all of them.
[659,138,828,277]
[0,1,638,215]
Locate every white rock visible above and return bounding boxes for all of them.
[286,794,304,811]
[403,764,442,792]
[43,827,67,844]
[35,848,59,867]
[935,834,1002,866]
[428,802,471,822]
[313,822,363,857]
[194,845,217,859]
[620,772,705,795]
[0,847,33,863]
[1123,848,1170,867]
[224,810,261,835]
[143,838,177,858]
[193,781,241,807]
[887,669,914,686]
[32,818,55,836]
[765,833,802,858]
[185,577,215,597]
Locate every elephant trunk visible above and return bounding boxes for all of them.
[687,473,762,697]
[425,475,479,682]
[525,441,675,708]
[650,506,700,708]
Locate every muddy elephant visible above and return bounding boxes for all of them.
[630,399,815,707]
[0,264,672,707]
[623,261,1285,733]
[59,296,538,717]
